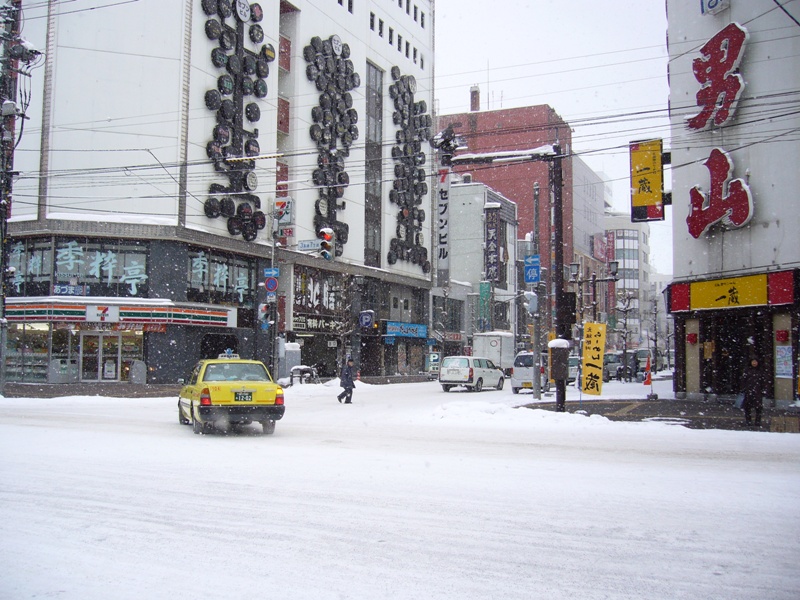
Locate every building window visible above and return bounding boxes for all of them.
[364,62,383,268]
[397,34,402,52]
[421,11,425,28]
[393,297,399,309]
[389,27,393,44]
[369,12,375,29]
[188,248,255,306]
[348,0,353,13]
[414,5,418,21]
[405,41,410,58]
[420,55,424,70]
[406,0,410,14]
[378,19,384,36]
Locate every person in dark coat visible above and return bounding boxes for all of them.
[337,357,356,404]
[740,358,767,426]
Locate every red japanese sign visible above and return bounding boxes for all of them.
[686,22,748,131]
[686,148,753,239]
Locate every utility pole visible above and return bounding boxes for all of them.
[551,146,568,412]
[0,0,23,396]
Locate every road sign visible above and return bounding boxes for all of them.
[298,239,322,251]
[264,267,280,278]
[358,310,375,328]
[524,255,541,284]
[265,291,277,303]
[264,277,278,292]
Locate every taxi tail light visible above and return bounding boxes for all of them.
[468,367,474,382]
[200,388,212,405]
[275,390,284,405]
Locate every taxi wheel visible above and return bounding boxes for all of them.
[496,378,504,391]
[192,412,206,435]
[178,401,190,425]
[473,379,483,392]
[512,387,519,394]
[261,420,276,435]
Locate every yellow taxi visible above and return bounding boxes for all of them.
[178,353,285,435]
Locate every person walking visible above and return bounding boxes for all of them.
[740,357,767,426]
[337,357,356,404]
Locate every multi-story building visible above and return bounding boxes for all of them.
[437,89,573,335]
[430,178,518,356]
[604,212,651,353]
[665,1,799,403]
[569,156,612,336]
[3,0,435,384]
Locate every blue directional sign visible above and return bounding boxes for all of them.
[264,267,280,278]
[524,255,541,284]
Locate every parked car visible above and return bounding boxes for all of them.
[603,351,623,382]
[510,351,550,394]
[568,355,581,383]
[439,355,504,392]
[178,354,285,435]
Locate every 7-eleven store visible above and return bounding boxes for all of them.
[5,299,235,384]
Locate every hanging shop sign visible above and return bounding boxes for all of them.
[629,139,664,223]
[436,168,451,284]
[484,206,500,281]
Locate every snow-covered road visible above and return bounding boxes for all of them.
[1,379,799,599]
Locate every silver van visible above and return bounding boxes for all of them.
[510,351,550,394]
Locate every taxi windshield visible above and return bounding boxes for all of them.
[203,363,269,382]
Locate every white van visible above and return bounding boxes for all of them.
[439,355,505,392]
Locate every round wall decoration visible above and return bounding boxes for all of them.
[203,0,268,241]
[388,66,432,272]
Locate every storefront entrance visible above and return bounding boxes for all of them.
[78,331,143,382]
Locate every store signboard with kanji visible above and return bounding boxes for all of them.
[629,139,664,223]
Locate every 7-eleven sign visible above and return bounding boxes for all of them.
[274,198,292,224]
[87,305,120,323]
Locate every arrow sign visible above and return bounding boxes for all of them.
[524,255,540,283]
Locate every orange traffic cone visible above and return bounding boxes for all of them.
[643,356,652,385]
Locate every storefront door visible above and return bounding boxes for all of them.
[80,333,121,382]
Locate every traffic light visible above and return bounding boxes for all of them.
[257,303,268,321]
[318,227,334,261]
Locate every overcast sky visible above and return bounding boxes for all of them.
[432,0,674,274]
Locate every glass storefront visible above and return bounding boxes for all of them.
[5,323,144,383]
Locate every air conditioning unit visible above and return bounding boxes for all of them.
[462,173,472,183]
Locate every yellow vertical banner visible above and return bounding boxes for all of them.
[581,323,607,396]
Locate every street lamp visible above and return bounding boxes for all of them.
[614,291,636,382]
[569,260,619,322]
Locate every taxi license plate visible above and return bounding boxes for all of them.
[522,382,532,388]
[234,392,252,402]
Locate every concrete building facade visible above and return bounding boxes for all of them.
[4,0,436,384]
[665,1,799,402]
